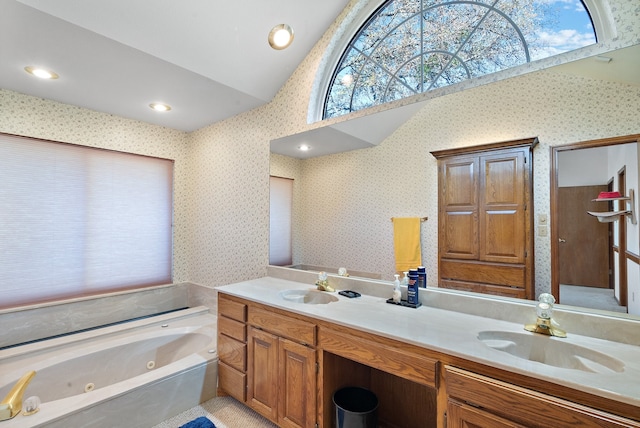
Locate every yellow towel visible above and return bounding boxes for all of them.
[392,217,422,274]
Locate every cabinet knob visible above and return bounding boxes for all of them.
[559,238,566,243]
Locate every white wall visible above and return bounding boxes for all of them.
[558,146,611,187]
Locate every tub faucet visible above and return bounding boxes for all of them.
[0,370,36,421]
[524,293,566,338]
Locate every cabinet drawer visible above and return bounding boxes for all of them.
[445,366,640,427]
[440,259,525,287]
[219,316,246,342]
[218,334,246,372]
[319,329,438,388]
[440,279,526,299]
[219,296,247,322]
[219,361,246,402]
[248,307,316,346]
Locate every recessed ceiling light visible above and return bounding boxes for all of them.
[298,144,311,151]
[149,103,172,112]
[268,24,294,50]
[24,66,58,80]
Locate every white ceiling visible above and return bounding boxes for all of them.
[1,1,639,159]
[0,0,350,131]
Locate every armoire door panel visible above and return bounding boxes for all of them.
[443,211,478,258]
[481,154,522,206]
[441,157,480,259]
[480,151,525,263]
[481,210,524,262]
[443,158,478,207]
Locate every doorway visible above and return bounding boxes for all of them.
[551,135,639,313]
[557,185,609,288]
[617,167,628,307]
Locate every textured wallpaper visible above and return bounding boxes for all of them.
[1,0,639,301]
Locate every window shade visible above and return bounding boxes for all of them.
[0,133,173,309]
[269,176,293,266]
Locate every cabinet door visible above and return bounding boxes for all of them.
[247,327,278,421]
[445,366,640,428]
[447,400,526,428]
[278,338,317,428]
[479,150,526,264]
[440,156,479,259]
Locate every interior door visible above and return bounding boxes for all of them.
[558,185,609,287]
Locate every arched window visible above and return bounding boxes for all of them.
[324,0,596,119]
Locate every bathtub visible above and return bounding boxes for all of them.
[0,306,218,428]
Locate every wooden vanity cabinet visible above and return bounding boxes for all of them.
[247,306,317,428]
[219,294,639,428]
[217,294,318,428]
[444,366,640,428]
[217,295,247,402]
[431,138,537,299]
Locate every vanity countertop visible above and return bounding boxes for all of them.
[218,276,640,408]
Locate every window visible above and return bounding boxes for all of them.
[0,133,173,309]
[324,0,596,119]
[269,176,293,266]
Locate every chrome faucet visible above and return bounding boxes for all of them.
[524,293,566,338]
[0,370,36,420]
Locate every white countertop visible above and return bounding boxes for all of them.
[218,276,640,409]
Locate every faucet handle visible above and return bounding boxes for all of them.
[538,293,556,305]
[536,302,553,319]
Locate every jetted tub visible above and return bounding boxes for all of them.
[0,306,218,428]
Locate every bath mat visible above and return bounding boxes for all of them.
[179,416,216,428]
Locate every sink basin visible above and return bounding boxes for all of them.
[279,289,338,305]
[477,331,625,374]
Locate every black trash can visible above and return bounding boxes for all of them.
[333,386,378,428]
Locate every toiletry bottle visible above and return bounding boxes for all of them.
[407,269,419,305]
[417,266,426,288]
[401,271,409,286]
[392,274,402,303]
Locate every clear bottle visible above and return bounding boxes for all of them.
[392,274,402,303]
[400,271,409,286]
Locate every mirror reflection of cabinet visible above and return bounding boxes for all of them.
[431,138,537,299]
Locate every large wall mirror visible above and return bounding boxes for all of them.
[269,43,640,320]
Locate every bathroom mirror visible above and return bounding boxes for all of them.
[269,43,640,320]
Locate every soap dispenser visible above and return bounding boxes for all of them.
[392,274,402,303]
[400,271,409,286]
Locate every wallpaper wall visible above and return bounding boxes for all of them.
[1,0,639,302]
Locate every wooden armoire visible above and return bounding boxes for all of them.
[431,138,537,299]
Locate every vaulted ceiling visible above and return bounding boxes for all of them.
[2,1,639,158]
[0,0,350,132]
